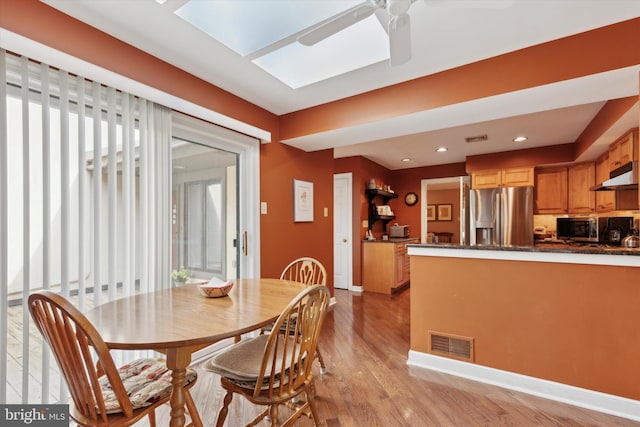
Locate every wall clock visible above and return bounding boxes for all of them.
[404,192,418,206]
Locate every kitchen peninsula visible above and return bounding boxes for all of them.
[407,243,640,420]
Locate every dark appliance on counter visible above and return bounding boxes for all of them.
[389,224,410,238]
[470,186,533,246]
[556,217,599,243]
[603,216,634,245]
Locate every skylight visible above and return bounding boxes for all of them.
[174,0,390,89]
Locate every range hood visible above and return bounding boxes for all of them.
[592,161,638,191]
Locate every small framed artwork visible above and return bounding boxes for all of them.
[293,179,314,222]
[426,204,436,221]
[437,204,452,221]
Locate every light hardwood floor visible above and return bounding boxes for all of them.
[151,287,640,427]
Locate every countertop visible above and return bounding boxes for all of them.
[406,242,640,267]
[363,237,419,243]
[406,242,640,256]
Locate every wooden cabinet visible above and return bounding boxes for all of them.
[471,167,534,189]
[362,239,418,294]
[608,128,636,171]
[568,162,595,214]
[534,167,568,214]
[595,152,615,212]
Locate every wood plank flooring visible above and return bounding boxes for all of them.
[154,288,640,427]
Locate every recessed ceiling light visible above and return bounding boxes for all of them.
[513,136,528,142]
[436,147,448,153]
[401,157,411,162]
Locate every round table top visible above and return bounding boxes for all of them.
[83,278,308,350]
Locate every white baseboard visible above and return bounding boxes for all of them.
[349,285,363,294]
[407,350,640,422]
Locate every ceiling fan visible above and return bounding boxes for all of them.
[297,0,416,67]
[297,0,514,67]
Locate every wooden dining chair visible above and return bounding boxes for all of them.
[27,290,203,427]
[279,257,327,287]
[206,284,330,427]
[278,257,329,374]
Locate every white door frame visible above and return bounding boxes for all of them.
[172,112,260,278]
[333,173,354,291]
[421,176,470,244]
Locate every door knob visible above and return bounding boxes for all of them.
[342,238,347,243]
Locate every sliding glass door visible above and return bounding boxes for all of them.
[172,139,238,281]
[171,111,261,280]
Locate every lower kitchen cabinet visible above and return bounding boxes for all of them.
[362,239,418,294]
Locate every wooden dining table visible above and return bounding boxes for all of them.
[83,278,309,427]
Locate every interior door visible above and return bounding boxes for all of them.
[333,173,352,290]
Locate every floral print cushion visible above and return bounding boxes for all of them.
[99,358,197,414]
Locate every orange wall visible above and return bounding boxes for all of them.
[411,255,640,400]
[260,143,334,285]
[425,189,460,242]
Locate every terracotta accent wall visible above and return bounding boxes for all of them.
[573,96,638,158]
[260,144,334,289]
[411,255,640,400]
[392,163,467,242]
[425,189,459,242]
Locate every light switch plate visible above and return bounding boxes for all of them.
[260,202,267,215]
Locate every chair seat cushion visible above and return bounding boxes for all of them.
[99,358,197,414]
[205,334,301,386]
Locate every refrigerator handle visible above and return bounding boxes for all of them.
[494,191,502,245]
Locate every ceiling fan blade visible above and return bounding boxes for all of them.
[298,2,378,46]
[389,13,411,66]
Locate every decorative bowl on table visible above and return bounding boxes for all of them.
[198,279,234,298]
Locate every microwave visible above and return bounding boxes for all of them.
[556,217,599,242]
[389,225,410,238]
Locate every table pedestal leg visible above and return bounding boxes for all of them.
[166,348,192,427]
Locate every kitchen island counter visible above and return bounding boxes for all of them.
[407,242,640,267]
[407,241,640,417]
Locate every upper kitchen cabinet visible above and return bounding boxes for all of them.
[595,152,616,212]
[471,167,534,189]
[608,128,637,172]
[568,162,596,214]
[535,167,568,214]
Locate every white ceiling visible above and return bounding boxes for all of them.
[42,0,640,170]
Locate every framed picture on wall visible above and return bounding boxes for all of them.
[426,204,436,221]
[293,179,314,222]
[437,204,452,221]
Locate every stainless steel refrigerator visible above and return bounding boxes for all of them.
[469,186,533,246]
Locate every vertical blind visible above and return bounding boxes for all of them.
[0,49,172,404]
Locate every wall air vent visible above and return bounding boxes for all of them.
[429,331,474,362]
[464,134,488,143]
